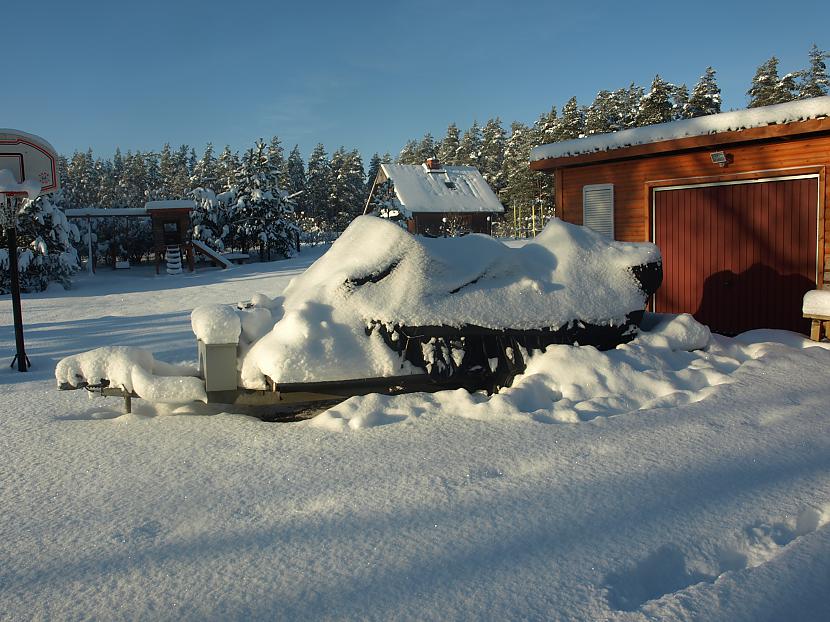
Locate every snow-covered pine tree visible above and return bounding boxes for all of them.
[329,148,365,230]
[172,144,191,197]
[144,151,162,201]
[267,136,285,183]
[538,106,558,142]
[233,140,296,260]
[554,97,585,140]
[283,145,307,210]
[366,153,383,199]
[397,140,419,164]
[747,56,794,107]
[798,44,830,99]
[585,90,620,135]
[415,133,436,163]
[159,143,175,197]
[66,149,99,209]
[684,67,721,118]
[437,123,461,165]
[191,187,233,252]
[458,121,483,168]
[481,117,506,191]
[616,84,644,129]
[306,143,332,225]
[191,143,218,190]
[635,75,675,126]
[501,121,539,234]
[216,146,240,190]
[672,84,689,120]
[1,193,80,293]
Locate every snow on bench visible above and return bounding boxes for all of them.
[803,289,830,341]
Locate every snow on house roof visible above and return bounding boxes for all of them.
[530,95,830,163]
[145,199,195,211]
[379,163,504,215]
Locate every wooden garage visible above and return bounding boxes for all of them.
[530,96,830,335]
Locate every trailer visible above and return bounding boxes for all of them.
[57,217,662,418]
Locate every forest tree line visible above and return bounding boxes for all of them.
[2,46,828,292]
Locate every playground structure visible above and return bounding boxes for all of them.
[66,200,237,274]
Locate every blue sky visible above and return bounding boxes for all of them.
[5,0,828,163]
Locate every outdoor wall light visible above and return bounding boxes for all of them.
[710,151,728,166]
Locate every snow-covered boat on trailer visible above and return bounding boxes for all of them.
[56,217,662,415]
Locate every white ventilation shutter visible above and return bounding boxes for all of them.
[582,184,614,238]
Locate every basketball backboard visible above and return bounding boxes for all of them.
[0,129,60,195]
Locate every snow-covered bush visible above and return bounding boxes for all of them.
[0,193,80,293]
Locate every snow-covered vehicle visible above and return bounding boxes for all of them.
[56,217,662,414]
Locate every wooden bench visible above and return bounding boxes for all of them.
[805,313,830,341]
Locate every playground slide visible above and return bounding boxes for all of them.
[192,240,233,269]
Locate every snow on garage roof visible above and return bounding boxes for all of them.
[530,95,830,162]
[380,163,504,215]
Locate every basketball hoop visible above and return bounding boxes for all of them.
[0,129,60,372]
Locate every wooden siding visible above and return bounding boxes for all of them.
[553,131,830,286]
[654,178,818,334]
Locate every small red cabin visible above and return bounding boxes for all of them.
[530,96,830,335]
[364,159,504,236]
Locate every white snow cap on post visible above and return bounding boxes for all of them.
[191,304,242,344]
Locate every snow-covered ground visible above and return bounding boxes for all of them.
[1,248,830,621]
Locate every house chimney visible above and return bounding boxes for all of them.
[425,157,441,170]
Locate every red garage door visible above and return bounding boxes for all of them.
[653,176,818,335]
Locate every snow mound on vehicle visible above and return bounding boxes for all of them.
[240,216,659,387]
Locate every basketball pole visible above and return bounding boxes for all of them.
[4,195,29,372]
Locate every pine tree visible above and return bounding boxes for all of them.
[366,153,383,192]
[798,44,830,99]
[216,146,240,190]
[437,123,461,164]
[502,121,540,233]
[616,84,644,129]
[585,90,620,135]
[329,148,365,229]
[458,121,483,167]
[191,143,218,190]
[538,106,558,142]
[672,84,689,120]
[747,56,797,107]
[555,97,585,140]
[283,145,307,208]
[415,133,436,162]
[306,143,331,224]
[0,193,80,293]
[267,136,285,183]
[481,117,506,190]
[172,144,191,197]
[684,67,721,117]
[159,143,175,197]
[636,75,675,126]
[233,140,296,259]
[397,139,419,164]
